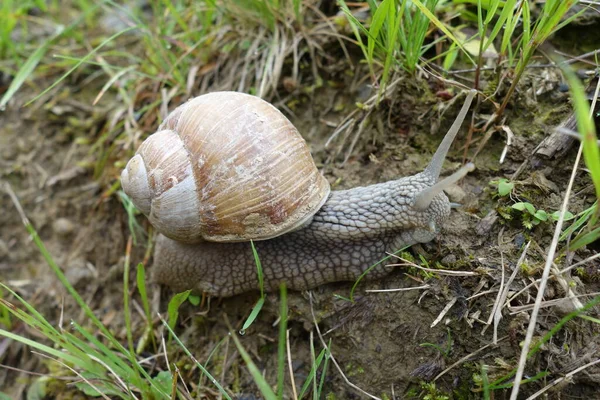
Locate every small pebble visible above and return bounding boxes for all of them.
[53,218,75,237]
[65,259,93,287]
[441,254,457,265]
[514,233,525,249]
[558,82,569,93]
[0,240,9,260]
[444,184,466,203]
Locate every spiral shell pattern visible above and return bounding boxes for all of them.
[121,91,330,243]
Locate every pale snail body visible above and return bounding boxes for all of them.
[122,90,477,297]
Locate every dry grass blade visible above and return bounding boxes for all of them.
[526,358,600,399]
[485,243,530,343]
[286,329,298,400]
[434,336,508,381]
[388,254,480,276]
[559,252,600,275]
[508,291,600,314]
[366,284,431,293]
[430,297,457,328]
[308,292,381,400]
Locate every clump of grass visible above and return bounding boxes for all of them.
[338,0,454,93]
[2,0,329,195]
[0,183,231,398]
[0,0,47,60]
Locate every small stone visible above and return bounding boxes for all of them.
[441,254,457,265]
[65,258,94,287]
[514,233,526,249]
[0,240,9,260]
[475,210,498,236]
[53,218,75,237]
[444,184,466,203]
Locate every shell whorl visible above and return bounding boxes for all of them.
[121,91,330,243]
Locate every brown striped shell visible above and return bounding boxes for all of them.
[120,91,330,243]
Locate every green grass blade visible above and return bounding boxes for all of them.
[123,239,135,357]
[367,0,392,64]
[167,290,191,337]
[136,262,155,353]
[316,342,331,398]
[0,1,103,109]
[0,27,60,109]
[242,297,265,332]
[561,69,600,201]
[242,240,267,331]
[410,0,476,66]
[25,25,138,106]
[250,240,265,297]
[161,317,232,400]
[484,0,517,51]
[298,347,326,398]
[229,325,278,400]
[569,226,600,251]
[0,328,84,368]
[347,246,408,301]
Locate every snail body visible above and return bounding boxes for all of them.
[122,90,476,297]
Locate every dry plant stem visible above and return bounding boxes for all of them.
[365,284,431,293]
[560,252,600,275]
[285,329,298,400]
[484,254,505,339]
[431,297,457,328]
[529,241,584,310]
[508,291,600,314]
[486,243,530,342]
[526,358,600,400]
[308,292,381,400]
[433,336,508,381]
[509,143,584,400]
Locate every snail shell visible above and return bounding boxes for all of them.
[121,91,330,243]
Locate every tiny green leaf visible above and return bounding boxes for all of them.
[188,295,201,306]
[512,202,535,215]
[552,210,575,221]
[534,209,548,221]
[498,179,514,196]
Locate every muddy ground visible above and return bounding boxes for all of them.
[2,5,600,400]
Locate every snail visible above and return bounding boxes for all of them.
[121,90,476,297]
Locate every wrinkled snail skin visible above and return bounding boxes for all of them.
[152,173,450,297]
[123,90,478,298]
